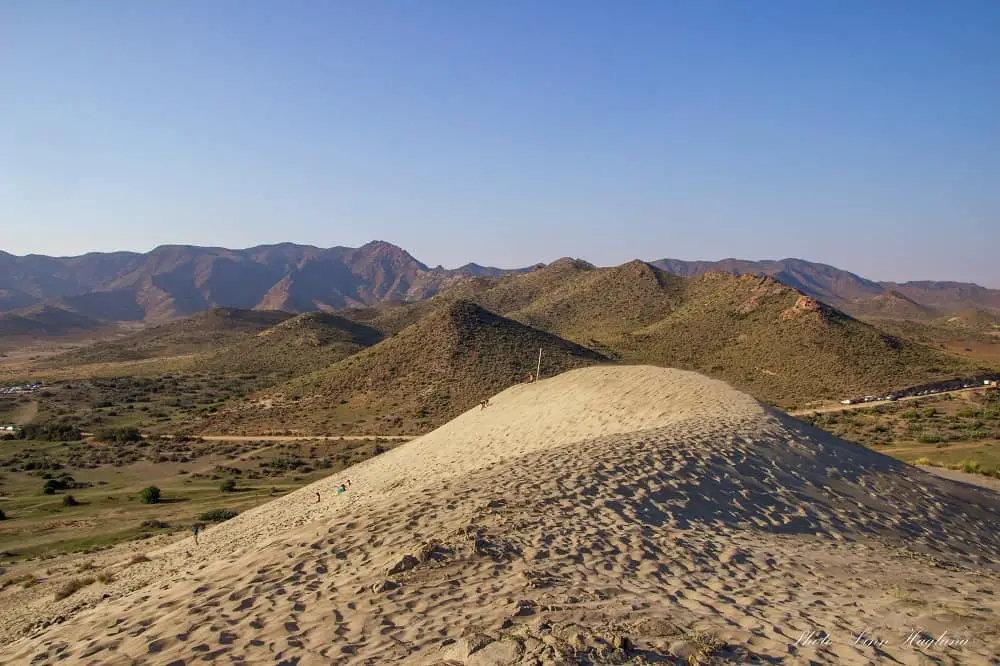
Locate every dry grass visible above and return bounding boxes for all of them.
[685,630,727,665]
[0,573,38,592]
[53,577,95,601]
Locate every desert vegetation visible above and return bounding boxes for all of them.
[801,388,1000,476]
[0,435,403,562]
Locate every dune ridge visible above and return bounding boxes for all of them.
[3,366,999,664]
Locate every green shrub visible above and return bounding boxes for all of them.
[199,508,237,522]
[219,479,237,493]
[0,509,6,520]
[917,435,941,444]
[138,486,161,504]
[61,495,79,507]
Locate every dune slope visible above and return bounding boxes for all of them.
[3,366,999,665]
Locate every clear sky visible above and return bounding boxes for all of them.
[2,1,998,286]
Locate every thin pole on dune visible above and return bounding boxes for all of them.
[536,348,542,381]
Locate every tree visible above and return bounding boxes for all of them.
[62,495,79,507]
[220,479,237,493]
[0,509,7,520]
[138,486,161,504]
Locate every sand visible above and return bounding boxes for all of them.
[2,365,999,664]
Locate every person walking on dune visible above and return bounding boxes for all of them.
[192,524,199,545]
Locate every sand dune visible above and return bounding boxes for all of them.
[3,366,999,664]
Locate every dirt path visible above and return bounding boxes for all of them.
[190,434,415,442]
[921,465,1000,492]
[882,440,1000,456]
[790,385,992,417]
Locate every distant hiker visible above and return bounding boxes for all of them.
[315,492,321,503]
[347,479,352,488]
[527,373,535,384]
[480,398,490,409]
[192,524,199,545]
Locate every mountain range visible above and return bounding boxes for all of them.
[178,260,978,434]
[1,242,998,327]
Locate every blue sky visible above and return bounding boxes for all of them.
[1,1,998,286]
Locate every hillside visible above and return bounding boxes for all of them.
[652,256,1000,316]
[864,309,1000,365]
[3,367,999,665]
[41,308,294,366]
[197,312,383,380]
[200,300,607,434]
[400,258,684,352]
[0,305,104,337]
[845,290,938,320]
[0,242,519,323]
[501,260,686,346]
[4,244,998,326]
[614,272,966,406]
[26,258,980,417]
[381,262,974,407]
[937,308,1000,334]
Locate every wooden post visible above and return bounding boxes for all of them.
[536,348,542,381]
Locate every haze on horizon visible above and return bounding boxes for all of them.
[1,1,998,287]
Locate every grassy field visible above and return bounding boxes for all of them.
[4,373,261,435]
[0,435,403,562]
[798,388,1000,477]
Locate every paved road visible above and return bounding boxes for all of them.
[789,385,992,417]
